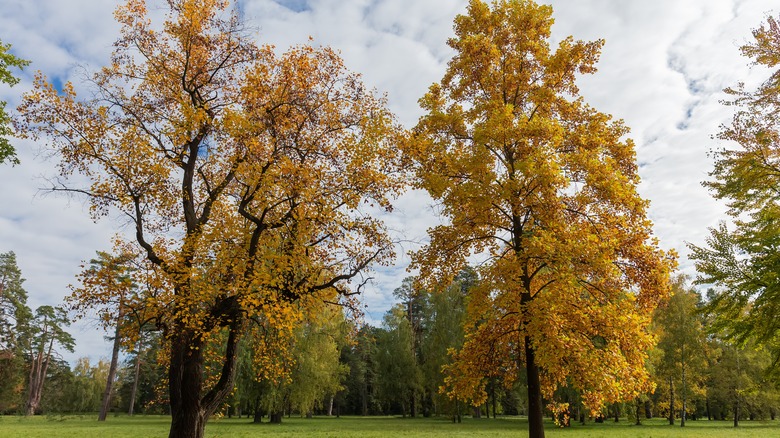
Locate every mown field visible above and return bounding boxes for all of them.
[1,415,779,438]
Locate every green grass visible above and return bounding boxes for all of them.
[0,414,778,437]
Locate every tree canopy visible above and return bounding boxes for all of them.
[408,1,675,436]
[689,15,780,352]
[15,0,406,436]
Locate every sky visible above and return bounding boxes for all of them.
[0,0,777,364]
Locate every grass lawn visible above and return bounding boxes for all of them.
[1,414,778,437]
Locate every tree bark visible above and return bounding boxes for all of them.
[128,344,142,416]
[167,301,241,438]
[525,335,545,438]
[168,330,206,438]
[25,338,53,416]
[99,311,123,421]
[270,411,283,424]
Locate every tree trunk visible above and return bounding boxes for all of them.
[253,396,262,423]
[361,372,368,416]
[26,338,54,416]
[681,349,686,427]
[491,384,497,419]
[525,335,545,438]
[270,411,283,424]
[669,377,675,425]
[733,399,739,427]
[99,316,123,421]
[635,397,642,425]
[706,396,711,421]
[327,395,334,416]
[128,346,142,416]
[613,403,620,422]
[167,305,241,438]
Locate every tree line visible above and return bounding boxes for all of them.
[2,1,780,437]
[2,251,778,427]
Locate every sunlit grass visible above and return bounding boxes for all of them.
[1,414,778,437]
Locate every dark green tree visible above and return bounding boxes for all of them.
[0,251,32,412]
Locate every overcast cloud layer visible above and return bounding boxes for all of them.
[0,0,776,363]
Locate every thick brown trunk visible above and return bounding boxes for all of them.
[167,302,241,438]
[168,331,206,438]
[99,316,123,421]
[525,335,545,438]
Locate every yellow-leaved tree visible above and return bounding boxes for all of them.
[15,1,405,437]
[408,1,675,437]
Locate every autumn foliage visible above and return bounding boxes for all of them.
[15,0,404,437]
[408,1,675,435]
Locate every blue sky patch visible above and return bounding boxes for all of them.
[274,0,310,13]
[51,76,64,94]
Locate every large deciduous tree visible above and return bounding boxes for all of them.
[688,15,780,361]
[15,1,404,436]
[408,1,674,437]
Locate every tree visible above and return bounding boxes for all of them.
[652,276,708,426]
[419,270,470,418]
[23,305,75,416]
[0,40,29,166]
[70,250,137,421]
[375,306,422,417]
[286,306,348,418]
[408,1,674,437]
[340,325,380,416]
[16,1,404,436]
[705,338,776,426]
[0,251,32,412]
[688,14,780,360]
